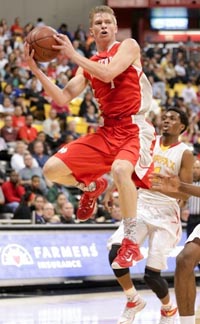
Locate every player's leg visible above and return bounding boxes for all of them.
[111,118,155,269]
[109,244,146,324]
[43,156,81,186]
[175,237,200,324]
[108,218,148,323]
[111,159,144,269]
[43,137,110,221]
[143,217,180,324]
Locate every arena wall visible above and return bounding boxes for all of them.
[0,0,104,34]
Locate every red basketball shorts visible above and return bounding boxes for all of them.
[54,115,156,188]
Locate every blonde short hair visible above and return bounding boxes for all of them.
[89,5,117,27]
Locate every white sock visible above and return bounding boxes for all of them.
[162,302,172,310]
[180,315,195,324]
[124,287,137,301]
[124,218,137,243]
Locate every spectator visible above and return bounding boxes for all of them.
[181,81,197,105]
[24,77,48,120]
[46,183,73,204]
[59,201,76,224]
[25,175,44,197]
[79,89,98,117]
[2,170,25,212]
[53,192,68,215]
[57,23,73,42]
[0,115,18,149]
[13,190,33,220]
[32,140,50,168]
[10,141,38,172]
[12,104,26,129]
[10,17,23,37]
[65,119,81,140]
[0,96,15,116]
[28,131,52,155]
[0,135,10,161]
[19,152,48,195]
[83,102,98,130]
[17,114,38,144]
[32,194,46,224]
[43,108,61,138]
[36,202,60,224]
[36,18,45,27]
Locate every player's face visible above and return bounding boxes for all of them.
[161,111,184,136]
[90,13,117,41]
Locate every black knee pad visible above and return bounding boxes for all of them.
[144,267,168,299]
[109,244,129,278]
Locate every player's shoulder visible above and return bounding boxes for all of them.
[119,38,139,50]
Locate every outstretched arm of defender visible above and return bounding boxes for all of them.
[150,173,200,198]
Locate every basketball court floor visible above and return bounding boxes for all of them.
[0,287,200,323]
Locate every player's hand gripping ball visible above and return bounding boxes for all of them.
[26,26,60,62]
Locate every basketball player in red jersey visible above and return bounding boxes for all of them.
[24,5,156,269]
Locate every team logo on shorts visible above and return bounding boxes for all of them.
[58,147,68,154]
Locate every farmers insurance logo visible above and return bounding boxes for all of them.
[1,244,33,267]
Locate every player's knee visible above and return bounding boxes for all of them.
[109,244,129,278]
[111,162,130,184]
[176,249,194,273]
[144,267,168,299]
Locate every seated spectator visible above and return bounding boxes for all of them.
[43,108,61,137]
[28,131,52,155]
[17,114,38,144]
[19,152,48,195]
[25,175,44,197]
[0,96,15,116]
[10,141,38,172]
[0,83,15,105]
[24,77,48,120]
[13,190,33,220]
[32,140,50,168]
[35,202,60,224]
[0,169,7,214]
[59,201,76,224]
[83,102,99,132]
[65,119,81,140]
[10,17,23,37]
[79,89,98,117]
[57,23,73,42]
[0,136,10,161]
[51,99,70,131]
[31,194,46,224]
[2,170,25,212]
[181,81,197,105]
[174,59,187,83]
[0,115,18,151]
[45,121,64,153]
[46,183,74,205]
[12,104,26,129]
[53,192,68,215]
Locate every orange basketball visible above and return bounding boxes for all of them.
[26,26,60,62]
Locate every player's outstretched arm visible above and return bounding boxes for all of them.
[24,42,87,105]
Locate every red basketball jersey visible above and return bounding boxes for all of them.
[84,41,152,119]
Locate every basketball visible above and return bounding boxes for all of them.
[26,26,60,62]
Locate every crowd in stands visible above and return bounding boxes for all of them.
[0,16,200,224]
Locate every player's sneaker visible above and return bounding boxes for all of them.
[117,296,146,324]
[159,305,178,324]
[112,238,143,269]
[76,178,107,221]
